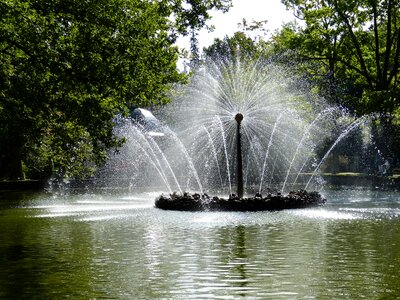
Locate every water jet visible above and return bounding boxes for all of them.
[153,58,334,211]
[98,56,374,210]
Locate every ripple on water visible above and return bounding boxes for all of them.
[1,188,400,299]
[290,208,361,220]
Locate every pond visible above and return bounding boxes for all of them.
[1,186,400,299]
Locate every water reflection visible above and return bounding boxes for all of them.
[0,188,399,298]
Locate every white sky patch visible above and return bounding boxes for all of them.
[177,0,298,51]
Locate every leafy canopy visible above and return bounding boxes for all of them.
[0,0,231,179]
[276,0,399,115]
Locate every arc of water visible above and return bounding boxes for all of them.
[240,127,264,188]
[292,155,315,187]
[216,116,232,195]
[136,143,172,193]
[305,116,368,190]
[259,113,283,193]
[247,108,309,151]
[146,136,184,194]
[292,112,344,186]
[134,126,183,194]
[244,151,250,188]
[242,71,281,114]
[247,138,264,176]
[268,157,278,187]
[131,128,173,193]
[281,108,336,192]
[166,128,204,194]
[203,126,224,187]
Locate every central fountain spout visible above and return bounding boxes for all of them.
[155,107,326,212]
[154,58,327,212]
[235,113,244,199]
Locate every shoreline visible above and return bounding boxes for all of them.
[0,180,47,191]
[0,173,399,192]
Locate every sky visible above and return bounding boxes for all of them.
[178,0,297,51]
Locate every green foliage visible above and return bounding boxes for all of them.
[204,32,260,61]
[275,0,399,116]
[270,0,400,162]
[0,0,231,179]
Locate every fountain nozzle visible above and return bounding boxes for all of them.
[235,112,244,198]
[235,113,243,124]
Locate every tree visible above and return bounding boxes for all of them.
[0,0,232,180]
[204,31,260,61]
[277,0,399,115]
[203,17,271,62]
[271,0,400,161]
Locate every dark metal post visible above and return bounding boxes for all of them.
[235,113,244,199]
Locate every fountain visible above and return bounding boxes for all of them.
[154,109,325,211]
[97,56,371,211]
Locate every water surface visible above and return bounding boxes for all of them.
[1,187,399,299]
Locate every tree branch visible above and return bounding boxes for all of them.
[372,1,382,85]
[383,0,394,87]
[333,0,374,88]
[389,29,400,84]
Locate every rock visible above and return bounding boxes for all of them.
[155,190,326,211]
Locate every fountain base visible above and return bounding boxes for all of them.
[155,190,326,211]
